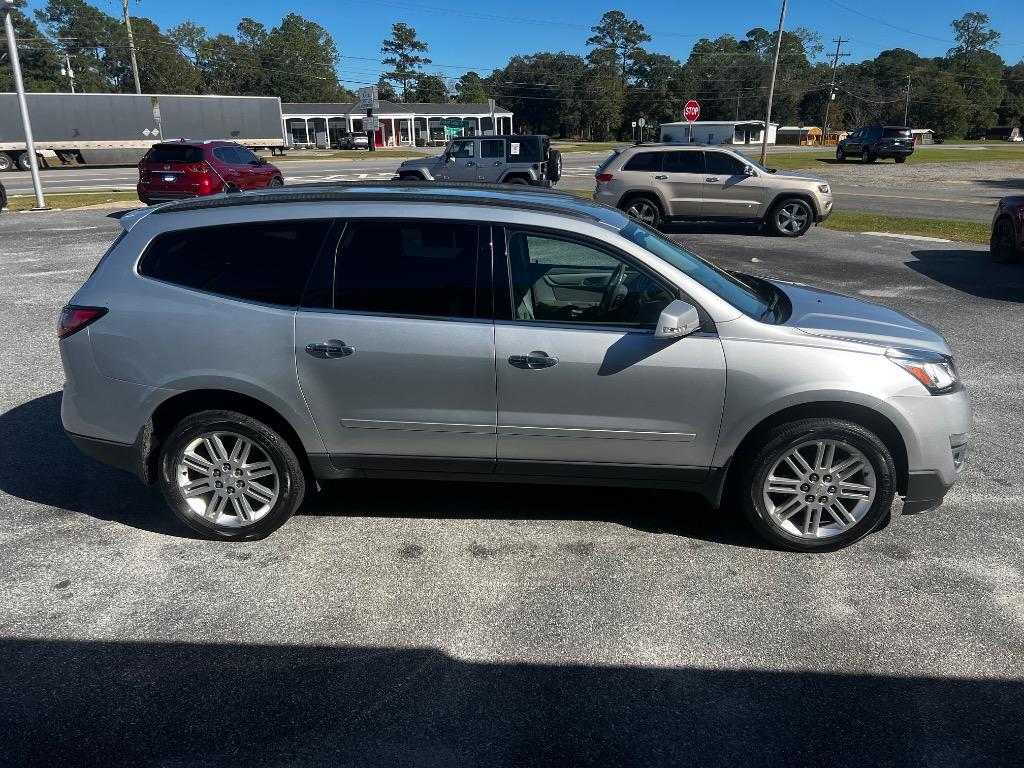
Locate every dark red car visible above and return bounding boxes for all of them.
[137,140,284,205]
[991,196,1024,263]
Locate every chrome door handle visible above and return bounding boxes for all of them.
[493,161,503,166]
[305,341,355,359]
[705,177,720,182]
[654,174,668,180]
[466,161,476,166]
[508,351,558,369]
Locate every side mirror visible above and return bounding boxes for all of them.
[445,154,455,164]
[743,164,757,176]
[654,299,701,340]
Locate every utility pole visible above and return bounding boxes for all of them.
[60,51,76,93]
[821,38,849,148]
[903,75,911,126]
[2,0,47,209]
[121,0,141,94]
[759,0,788,166]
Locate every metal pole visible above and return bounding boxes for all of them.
[63,51,76,93]
[904,75,911,126]
[121,0,141,94]
[759,0,788,166]
[3,1,47,210]
[821,38,848,149]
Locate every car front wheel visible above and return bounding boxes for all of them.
[741,419,896,551]
[861,150,876,164]
[836,147,845,162]
[991,218,1019,263]
[158,410,306,541]
[768,198,813,237]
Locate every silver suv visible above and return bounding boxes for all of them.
[396,135,562,187]
[60,183,968,551]
[595,144,833,236]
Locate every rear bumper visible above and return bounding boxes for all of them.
[65,430,147,482]
[876,148,914,158]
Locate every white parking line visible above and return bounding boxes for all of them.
[860,231,952,243]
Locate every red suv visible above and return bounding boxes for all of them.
[137,140,284,204]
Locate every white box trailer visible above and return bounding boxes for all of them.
[0,93,286,171]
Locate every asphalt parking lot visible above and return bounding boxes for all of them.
[1,208,1023,766]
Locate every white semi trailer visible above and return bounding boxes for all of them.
[0,92,286,171]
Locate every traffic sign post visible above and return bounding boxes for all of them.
[358,86,379,152]
[683,100,700,144]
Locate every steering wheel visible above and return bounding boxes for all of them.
[598,263,627,316]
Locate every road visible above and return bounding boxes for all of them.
[2,147,1018,223]
[1,206,1022,766]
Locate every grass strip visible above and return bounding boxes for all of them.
[764,146,1024,170]
[4,191,141,212]
[821,211,990,244]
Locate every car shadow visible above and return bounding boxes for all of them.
[908,248,1024,302]
[659,221,764,237]
[4,637,1022,766]
[0,392,763,549]
[972,178,1024,191]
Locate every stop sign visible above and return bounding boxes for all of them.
[684,100,701,122]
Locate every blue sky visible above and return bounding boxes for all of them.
[27,0,1024,85]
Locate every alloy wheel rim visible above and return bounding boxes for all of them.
[626,201,656,225]
[175,431,280,527]
[998,223,1014,259]
[762,439,876,539]
[776,203,809,234]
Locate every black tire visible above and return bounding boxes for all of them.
[836,147,846,162]
[861,150,876,164]
[270,176,284,187]
[504,177,530,185]
[767,197,814,237]
[0,153,12,172]
[158,410,306,541]
[740,418,896,552]
[224,183,240,194]
[17,152,33,172]
[546,149,562,182]
[894,156,906,164]
[398,172,425,181]
[991,217,1018,263]
[619,195,662,228]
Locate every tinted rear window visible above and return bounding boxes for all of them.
[623,152,663,172]
[144,145,204,164]
[883,128,912,138]
[507,138,543,163]
[139,220,331,307]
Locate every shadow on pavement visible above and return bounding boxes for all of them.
[660,221,764,237]
[0,392,762,548]
[908,249,1024,302]
[2,637,1021,766]
[973,178,1024,191]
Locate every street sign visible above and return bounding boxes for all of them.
[684,100,701,122]
[363,116,380,130]
[357,86,379,111]
[637,117,646,128]
[440,118,470,129]
[487,98,496,114]
[631,121,637,128]
[150,96,161,123]
[444,126,462,137]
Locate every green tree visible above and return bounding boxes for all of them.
[456,71,488,102]
[116,16,202,94]
[36,0,120,92]
[0,3,62,92]
[947,12,999,70]
[260,14,347,102]
[167,20,206,72]
[945,13,1004,134]
[381,23,430,102]
[375,77,399,102]
[586,10,650,86]
[413,73,449,103]
[485,52,587,136]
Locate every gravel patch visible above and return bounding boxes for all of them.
[791,159,1024,189]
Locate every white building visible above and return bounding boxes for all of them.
[659,120,779,146]
[282,101,514,149]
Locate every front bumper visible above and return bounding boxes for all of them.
[902,470,955,514]
[816,197,833,222]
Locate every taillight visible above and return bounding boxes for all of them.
[58,305,107,339]
[912,137,917,146]
[596,173,614,182]
[187,163,210,174]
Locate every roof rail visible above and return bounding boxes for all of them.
[149,180,602,221]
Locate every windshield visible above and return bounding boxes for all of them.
[623,222,769,317]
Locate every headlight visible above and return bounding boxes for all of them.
[817,183,831,194]
[886,348,959,394]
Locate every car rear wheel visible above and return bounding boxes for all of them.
[158,410,306,541]
[991,218,1018,263]
[741,419,896,552]
[546,149,562,182]
[270,176,284,187]
[505,177,530,185]
[768,198,813,237]
[836,147,846,162]
[861,149,875,164]
[621,196,662,228]
[895,156,906,164]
